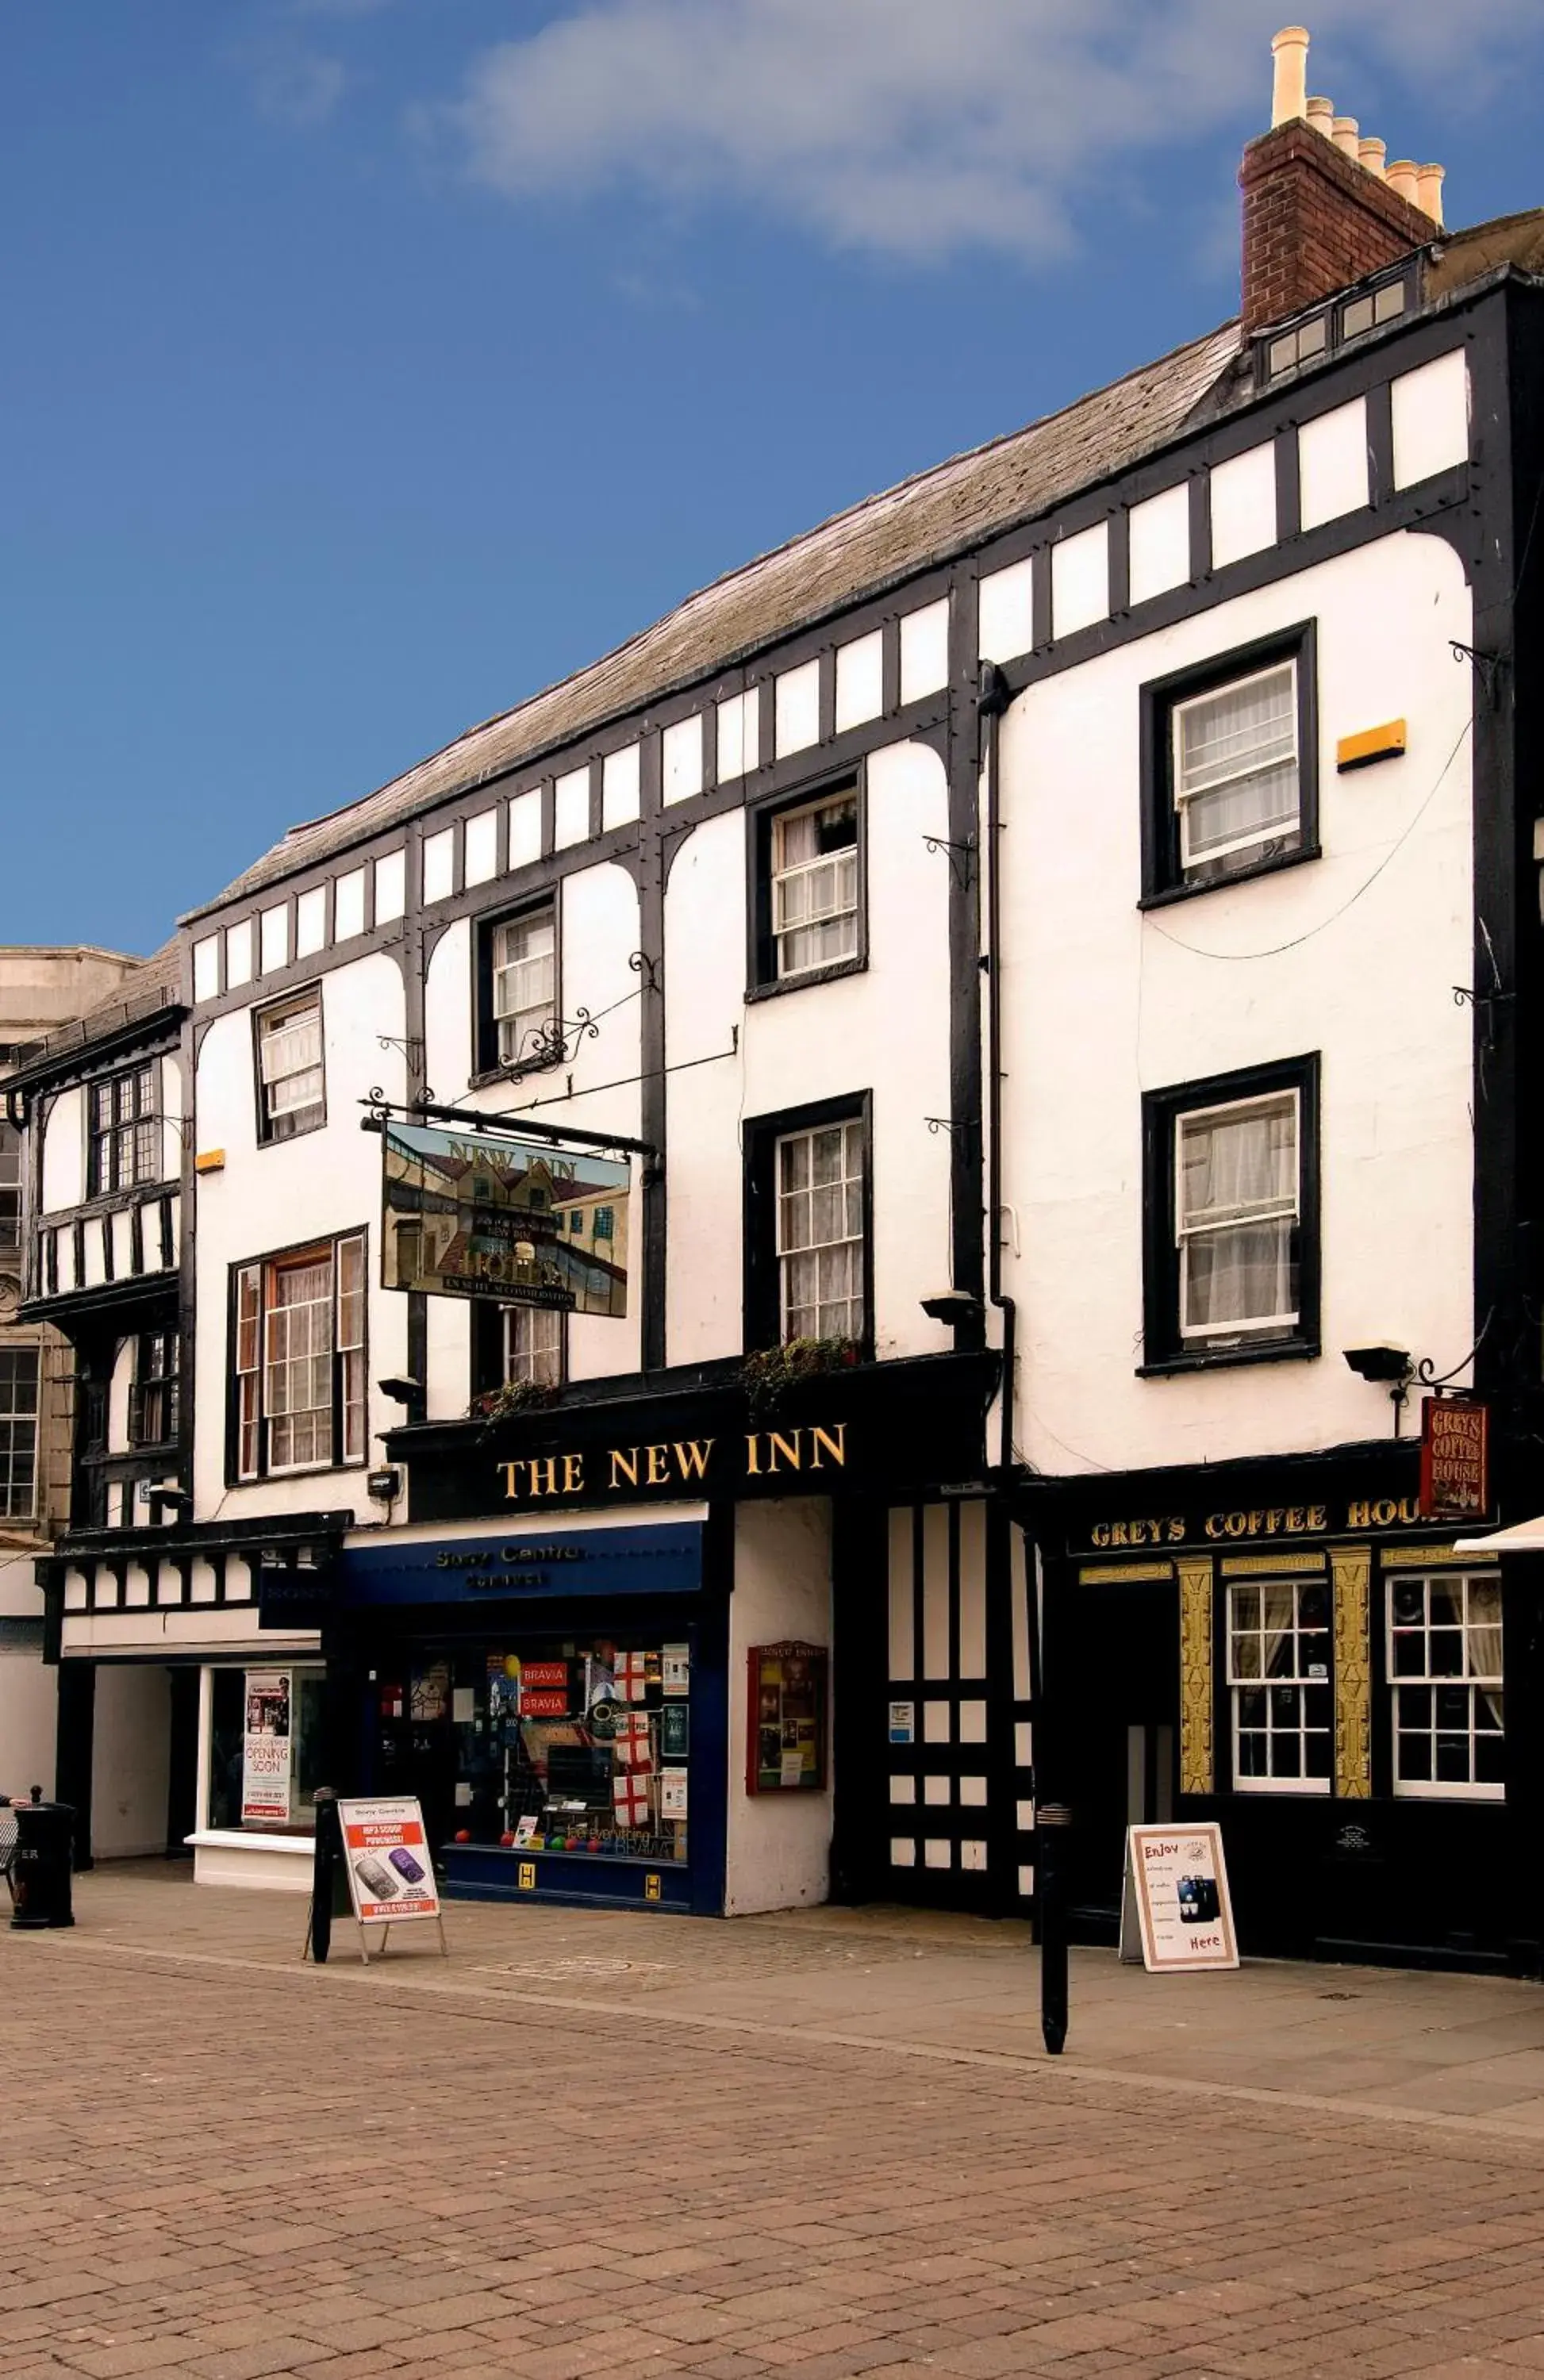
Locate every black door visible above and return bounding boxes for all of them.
[1049,1576,1178,1940]
[165,1667,200,1855]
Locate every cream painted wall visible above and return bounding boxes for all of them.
[192,950,409,1518]
[90,1664,171,1859]
[40,1086,84,1215]
[107,1335,133,1454]
[724,1498,833,1915]
[999,527,1475,1474]
[664,738,955,1367]
[0,1646,56,1802]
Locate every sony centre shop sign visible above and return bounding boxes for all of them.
[382,1119,630,1315]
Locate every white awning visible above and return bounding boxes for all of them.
[1453,1516,1544,1554]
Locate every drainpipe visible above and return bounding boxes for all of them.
[979,661,1016,1482]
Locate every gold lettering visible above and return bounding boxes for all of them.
[1111,1521,1131,1548]
[674,1439,714,1480]
[1346,1499,1371,1529]
[1373,1499,1397,1527]
[562,1453,583,1495]
[809,1424,847,1469]
[1285,1507,1306,1534]
[1266,1510,1285,1535]
[1204,1513,1226,1539]
[1247,1510,1265,1537]
[1226,1512,1248,1539]
[610,1448,640,1489]
[1399,1495,1419,1524]
[767,1431,801,1472]
[645,1444,670,1487]
[1091,1522,1112,1549]
[527,1457,559,1498]
[1167,1517,1186,1544]
[745,1434,763,1476]
[1308,1504,1327,1530]
[498,1461,522,1500]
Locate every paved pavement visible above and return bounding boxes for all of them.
[3,1866,1544,2378]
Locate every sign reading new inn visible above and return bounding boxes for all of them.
[382,1119,630,1315]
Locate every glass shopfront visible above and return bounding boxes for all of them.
[376,1633,693,1870]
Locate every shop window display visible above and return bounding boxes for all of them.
[207,1664,326,1832]
[405,1637,692,1864]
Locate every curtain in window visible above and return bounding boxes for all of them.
[1466,1575,1504,1731]
[260,1006,324,1123]
[265,1257,333,1468]
[1177,664,1298,866]
[1180,1099,1296,1332]
[773,797,858,975]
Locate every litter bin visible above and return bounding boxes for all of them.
[9,1787,75,1931]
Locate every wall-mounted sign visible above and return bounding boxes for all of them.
[382,1119,630,1314]
[240,1669,293,1824]
[1419,1396,1489,1521]
[339,1522,704,1606]
[747,1642,828,1795]
[1119,1824,1238,1972]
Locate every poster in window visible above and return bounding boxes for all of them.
[746,1643,828,1795]
[241,1669,293,1824]
[381,1119,630,1315]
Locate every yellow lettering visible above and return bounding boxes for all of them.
[610,1448,640,1488]
[1285,1507,1306,1534]
[1399,1495,1419,1524]
[809,1424,847,1469]
[1204,1513,1226,1539]
[527,1457,559,1498]
[1225,1512,1248,1539]
[1346,1500,1371,1530]
[1307,1504,1327,1530]
[1111,1521,1130,1548]
[745,1434,762,1476]
[1247,1510,1265,1537]
[498,1461,522,1500]
[562,1453,583,1495]
[768,1431,801,1472]
[1266,1509,1285,1534]
[1373,1499,1397,1527]
[674,1439,714,1480]
[646,1444,670,1486]
[1091,1522,1112,1549]
[1166,1517,1186,1543]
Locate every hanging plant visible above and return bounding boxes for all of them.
[738,1337,862,1418]
[469,1377,560,1423]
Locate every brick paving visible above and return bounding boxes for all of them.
[3,1876,1544,2375]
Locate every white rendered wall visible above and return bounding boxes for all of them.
[193,950,409,1518]
[107,1335,133,1454]
[0,1547,55,1801]
[664,738,955,1366]
[90,1664,171,1859]
[999,528,1475,1474]
[724,1497,833,1915]
[40,1087,85,1215]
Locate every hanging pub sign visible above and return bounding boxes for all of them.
[382,1119,629,1314]
[746,1642,828,1795]
[1419,1395,1489,1521]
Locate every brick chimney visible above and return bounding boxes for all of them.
[1240,28,1442,338]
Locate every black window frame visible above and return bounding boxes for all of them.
[129,1329,181,1450]
[473,892,561,1082]
[1140,1054,1320,1376]
[1139,623,1319,907]
[742,1091,874,1355]
[471,1300,569,1401]
[747,766,868,1000]
[86,1061,161,1197]
[0,1118,19,1257]
[253,985,327,1147]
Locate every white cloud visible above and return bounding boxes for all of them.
[447,0,1542,264]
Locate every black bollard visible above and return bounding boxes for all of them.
[309,1787,341,1963]
[1036,1801,1072,2056]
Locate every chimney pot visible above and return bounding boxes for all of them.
[1358,136,1387,179]
[1270,26,1311,127]
[1417,163,1446,227]
[1305,96,1335,140]
[1386,159,1419,205]
[1332,115,1361,157]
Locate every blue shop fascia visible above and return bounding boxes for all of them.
[261,1355,997,1917]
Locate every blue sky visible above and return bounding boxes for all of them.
[5,2,1542,954]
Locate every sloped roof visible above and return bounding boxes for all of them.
[184,319,1242,923]
[7,936,183,1085]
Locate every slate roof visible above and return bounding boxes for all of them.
[182,319,1242,923]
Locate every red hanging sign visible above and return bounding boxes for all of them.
[1419,1395,1489,1520]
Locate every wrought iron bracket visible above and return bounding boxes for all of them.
[1450,640,1505,705]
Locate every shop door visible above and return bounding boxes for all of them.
[1052,1578,1178,1939]
[375,1660,457,1854]
[878,1501,1030,1914]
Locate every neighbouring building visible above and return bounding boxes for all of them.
[0,946,143,1803]
[23,29,1544,1964]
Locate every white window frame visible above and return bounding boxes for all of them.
[774,1119,866,1345]
[1388,1569,1504,1802]
[234,1233,366,1481]
[1172,658,1300,877]
[502,1303,563,1388]
[1227,1576,1332,1795]
[1176,1088,1300,1342]
[256,992,325,1142]
[491,904,557,1068]
[0,1343,40,1522]
[770,789,860,981]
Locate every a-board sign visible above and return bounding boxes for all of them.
[337,1797,442,1928]
[1119,1823,1238,1971]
